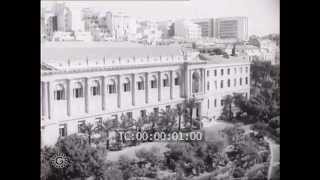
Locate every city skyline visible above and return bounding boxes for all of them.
[41,0,280,36]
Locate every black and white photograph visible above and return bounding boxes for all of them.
[41,0,280,179]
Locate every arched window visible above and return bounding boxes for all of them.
[174,72,180,86]
[73,82,83,98]
[137,76,144,90]
[91,80,100,96]
[123,78,131,92]
[54,84,65,100]
[192,71,200,93]
[108,79,116,94]
[150,75,157,89]
[163,74,170,87]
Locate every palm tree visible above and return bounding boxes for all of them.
[176,104,184,131]
[96,119,117,150]
[158,108,177,133]
[80,122,96,145]
[184,97,197,130]
[119,113,134,144]
[147,112,159,133]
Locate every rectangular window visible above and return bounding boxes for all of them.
[153,107,159,116]
[214,70,217,76]
[220,80,224,89]
[95,118,102,127]
[54,90,65,100]
[240,78,242,86]
[126,112,132,119]
[221,69,224,76]
[151,80,157,88]
[245,67,248,73]
[78,120,85,133]
[227,79,230,87]
[124,83,130,92]
[207,99,210,109]
[214,99,217,107]
[137,81,144,90]
[108,85,116,94]
[234,67,237,74]
[91,86,100,96]
[240,67,243,74]
[74,88,83,98]
[221,100,224,106]
[59,124,67,137]
[166,105,171,111]
[227,68,230,75]
[234,79,237,87]
[207,82,210,91]
[140,110,147,118]
[163,79,169,87]
[174,77,179,86]
[245,77,248,85]
[207,70,210,77]
[215,81,217,89]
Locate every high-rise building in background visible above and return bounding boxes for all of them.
[215,17,248,41]
[192,18,215,38]
[52,3,72,32]
[41,3,72,41]
[99,11,136,41]
[174,20,201,40]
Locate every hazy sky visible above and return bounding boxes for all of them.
[41,0,279,36]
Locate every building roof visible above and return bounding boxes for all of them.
[200,54,250,65]
[41,42,183,62]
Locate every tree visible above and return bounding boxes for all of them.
[158,108,177,133]
[176,104,184,131]
[96,119,117,150]
[54,134,105,180]
[41,146,58,180]
[219,95,234,122]
[184,98,198,130]
[80,122,96,145]
[248,35,261,48]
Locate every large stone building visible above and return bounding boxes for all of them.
[192,18,215,38]
[41,42,250,146]
[215,17,248,41]
[174,20,202,40]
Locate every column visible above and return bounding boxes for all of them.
[145,72,149,104]
[132,74,136,106]
[85,78,89,113]
[189,70,192,97]
[117,75,121,108]
[101,76,106,111]
[202,69,206,94]
[41,82,47,117]
[183,64,189,98]
[47,81,52,120]
[158,71,162,102]
[170,70,173,100]
[66,79,71,116]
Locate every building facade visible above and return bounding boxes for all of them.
[41,42,250,146]
[193,18,215,38]
[215,17,248,41]
[99,11,136,41]
[174,20,202,40]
